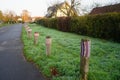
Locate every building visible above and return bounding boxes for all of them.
[90,3,120,15]
[45,1,78,18]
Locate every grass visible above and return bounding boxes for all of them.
[0,23,7,27]
[22,23,120,80]
[0,23,14,28]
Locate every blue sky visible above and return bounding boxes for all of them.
[0,0,119,17]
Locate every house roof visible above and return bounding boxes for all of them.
[90,3,120,15]
[45,1,78,18]
[48,2,64,11]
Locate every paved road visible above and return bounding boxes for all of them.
[0,24,46,80]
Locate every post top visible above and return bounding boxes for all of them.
[28,29,32,31]
[34,32,39,36]
[46,36,51,39]
[81,39,90,42]
[34,32,39,34]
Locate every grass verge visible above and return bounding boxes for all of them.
[22,23,120,80]
[0,23,15,28]
[0,23,8,27]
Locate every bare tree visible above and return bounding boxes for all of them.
[67,0,80,16]
[0,10,3,21]
[60,0,80,16]
[81,0,120,15]
[21,10,31,22]
[3,10,16,23]
[80,2,101,15]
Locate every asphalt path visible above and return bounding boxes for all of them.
[0,24,46,80]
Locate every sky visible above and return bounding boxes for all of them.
[0,0,120,17]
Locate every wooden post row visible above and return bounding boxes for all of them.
[80,39,91,80]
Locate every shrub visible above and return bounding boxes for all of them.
[36,12,120,43]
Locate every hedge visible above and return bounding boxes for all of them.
[36,12,120,42]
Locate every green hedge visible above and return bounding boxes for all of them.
[36,13,120,42]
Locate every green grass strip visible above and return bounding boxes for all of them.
[22,23,120,80]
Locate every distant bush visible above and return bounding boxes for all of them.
[36,12,120,42]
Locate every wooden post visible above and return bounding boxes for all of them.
[27,29,32,39]
[25,26,29,31]
[80,39,91,80]
[25,27,30,31]
[34,32,39,45]
[24,25,26,28]
[25,27,30,35]
[46,36,52,56]
[24,24,28,28]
